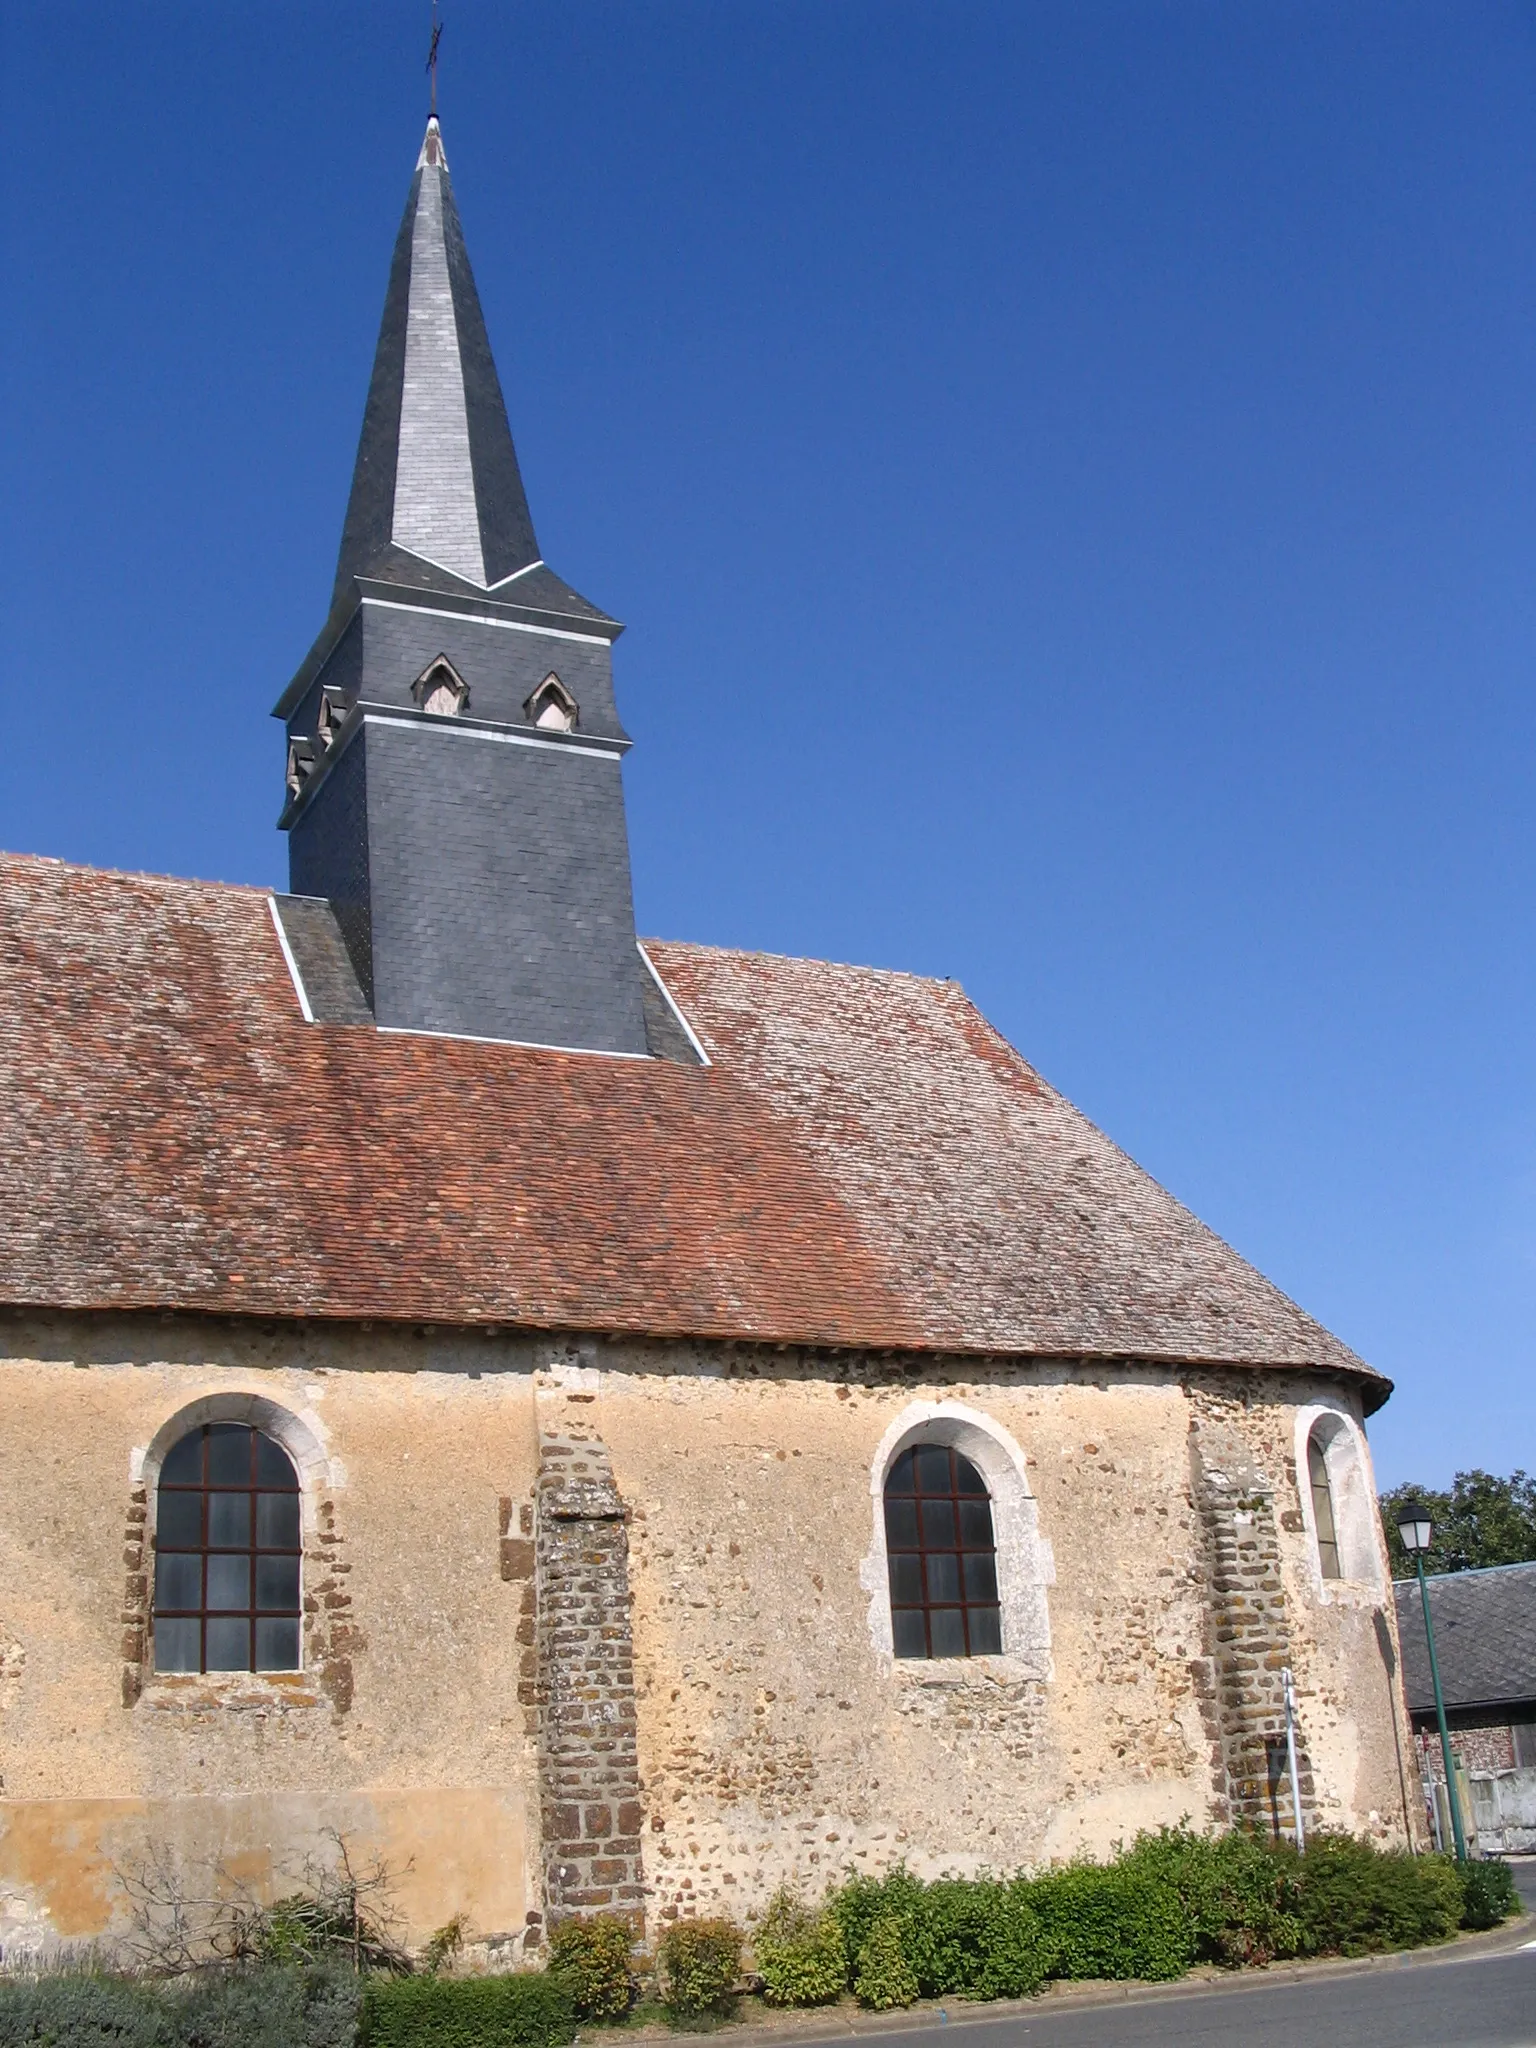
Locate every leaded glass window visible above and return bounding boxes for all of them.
[152,1424,302,1673]
[884,1444,1002,1658]
[1308,1428,1342,1581]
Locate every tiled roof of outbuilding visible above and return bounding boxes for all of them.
[1393,1563,1536,1715]
[0,854,1383,1400]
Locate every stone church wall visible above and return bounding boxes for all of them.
[0,1313,1417,1960]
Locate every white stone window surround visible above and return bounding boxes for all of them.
[133,1391,339,1677]
[1293,1399,1387,1603]
[860,1400,1054,1682]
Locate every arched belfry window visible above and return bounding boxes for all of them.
[152,1423,302,1674]
[412,655,469,718]
[525,672,578,733]
[1307,1422,1343,1581]
[884,1444,1002,1658]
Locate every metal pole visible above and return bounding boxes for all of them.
[1415,1554,1466,1861]
[1281,1665,1305,1850]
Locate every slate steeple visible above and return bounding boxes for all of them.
[272,118,659,1060]
[332,118,541,604]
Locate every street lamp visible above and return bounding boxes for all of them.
[1396,1502,1467,1861]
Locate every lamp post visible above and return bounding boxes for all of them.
[1396,1502,1466,1861]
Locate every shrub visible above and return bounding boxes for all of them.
[548,1915,634,2020]
[753,1889,846,2007]
[851,1915,918,2011]
[1283,1834,1461,1956]
[656,1918,742,2018]
[0,1967,362,2048]
[828,1867,925,1987]
[969,1885,1047,2000]
[359,1971,576,2048]
[419,1916,468,1977]
[175,1966,362,2047]
[905,1879,1044,2000]
[1028,1861,1194,1983]
[0,1972,173,2047]
[1458,1858,1520,1932]
[1114,1826,1301,1968]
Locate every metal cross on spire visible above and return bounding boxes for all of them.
[427,2,444,117]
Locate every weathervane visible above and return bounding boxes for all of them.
[427,1,443,117]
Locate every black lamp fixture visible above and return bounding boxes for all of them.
[1396,1501,1435,1557]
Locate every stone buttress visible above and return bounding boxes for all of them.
[1189,1399,1317,1833]
[535,1434,645,1929]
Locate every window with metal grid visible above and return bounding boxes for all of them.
[152,1423,302,1673]
[1308,1427,1342,1580]
[884,1444,1002,1658]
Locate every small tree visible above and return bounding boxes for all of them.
[1379,1470,1536,1576]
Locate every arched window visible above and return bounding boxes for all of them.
[1307,1423,1342,1580]
[524,672,578,732]
[884,1444,1002,1658]
[411,655,469,719]
[152,1423,302,1674]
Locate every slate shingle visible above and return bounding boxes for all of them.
[1393,1563,1536,1715]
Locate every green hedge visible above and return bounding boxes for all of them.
[0,1966,361,2048]
[358,1973,574,2048]
[770,1830,1520,2010]
[1277,1834,1463,1956]
[1459,1858,1520,1931]
[754,1889,846,2007]
[0,1836,1517,2043]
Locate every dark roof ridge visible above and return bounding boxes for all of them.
[1393,1559,1536,1587]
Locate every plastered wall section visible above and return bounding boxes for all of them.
[1237,1375,1426,1850]
[584,1349,1419,1923]
[0,1319,543,1960]
[0,1318,1416,1956]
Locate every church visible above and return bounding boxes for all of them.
[0,117,1420,1963]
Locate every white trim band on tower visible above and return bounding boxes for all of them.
[267,897,315,1023]
[361,594,612,646]
[362,713,621,762]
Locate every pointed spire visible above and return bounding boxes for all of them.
[332,119,541,603]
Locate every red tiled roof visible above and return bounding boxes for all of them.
[0,855,1383,1401]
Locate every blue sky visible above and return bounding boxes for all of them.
[3,3,1533,1489]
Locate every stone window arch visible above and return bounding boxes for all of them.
[152,1422,302,1673]
[861,1401,1053,1675]
[140,1393,333,1678]
[883,1442,1001,1657]
[412,655,470,718]
[1294,1403,1385,1595]
[524,672,578,732]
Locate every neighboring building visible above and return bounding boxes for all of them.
[0,117,1421,1965]
[1394,1561,1536,1852]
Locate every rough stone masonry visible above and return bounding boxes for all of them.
[536,1433,646,1931]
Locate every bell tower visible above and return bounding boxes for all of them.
[272,119,652,1057]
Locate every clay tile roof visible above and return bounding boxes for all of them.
[0,854,1383,1399]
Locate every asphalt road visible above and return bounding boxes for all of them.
[853,1942,1536,2048]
